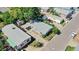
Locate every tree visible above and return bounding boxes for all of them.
[2,11,13,24]
[47,7,60,16]
[0,7,41,24]
[9,7,41,21]
[31,7,41,20]
[22,7,41,21]
[53,27,60,34]
[0,40,3,51]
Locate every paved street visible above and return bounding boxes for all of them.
[41,13,79,51]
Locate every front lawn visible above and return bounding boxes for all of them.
[44,32,55,41]
[30,40,43,48]
[60,19,65,26]
[0,37,9,51]
[65,45,75,51]
[0,22,5,29]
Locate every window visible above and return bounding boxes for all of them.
[27,39,29,42]
[26,26,32,30]
[12,27,16,29]
[20,43,24,47]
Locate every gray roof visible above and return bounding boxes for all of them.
[2,24,31,46]
[32,22,52,35]
[41,7,49,11]
[0,7,8,12]
[54,7,72,15]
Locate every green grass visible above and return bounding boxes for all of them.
[60,19,66,26]
[0,22,5,29]
[44,32,55,41]
[60,19,65,24]
[65,46,75,51]
[30,40,43,48]
[0,40,4,51]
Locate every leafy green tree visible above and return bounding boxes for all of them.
[0,40,3,51]
[2,11,13,24]
[53,27,60,34]
[9,7,41,21]
[0,7,41,25]
[22,7,41,21]
[47,7,60,16]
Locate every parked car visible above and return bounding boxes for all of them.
[71,32,77,38]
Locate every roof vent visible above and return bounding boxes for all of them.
[12,27,16,29]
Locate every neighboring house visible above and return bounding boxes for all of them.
[54,7,73,17]
[0,7,8,12]
[16,20,25,26]
[41,7,49,12]
[2,24,31,50]
[45,14,63,24]
[52,15,63,24]
[21,22,53,36]
[42,15,48,20]
[21,23,33,31]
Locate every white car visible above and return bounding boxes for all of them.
[71,32,77,37]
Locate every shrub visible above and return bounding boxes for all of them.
[45,33,55,41]
[30,41,43,48]
[60,19,65,24]
[65,45,75,51]
[52,26,61,35]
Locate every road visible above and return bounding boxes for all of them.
[41,13,79,51]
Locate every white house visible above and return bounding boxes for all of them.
[2,24,31,50]
[52,16,63,24]
[46,15,63,24]
[41,7,49,12]
[54,7,72,16]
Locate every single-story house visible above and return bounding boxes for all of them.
[2,24,31,50]
[16,20,25,26]
[0,7,8,12]
[41,7,49,12]
[21,22,53,36]
[52,15,63,24]
[45,15,63,24]
[54,7,73,16]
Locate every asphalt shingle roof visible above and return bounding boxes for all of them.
[32,22,52,35]
[2,24,31,47]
